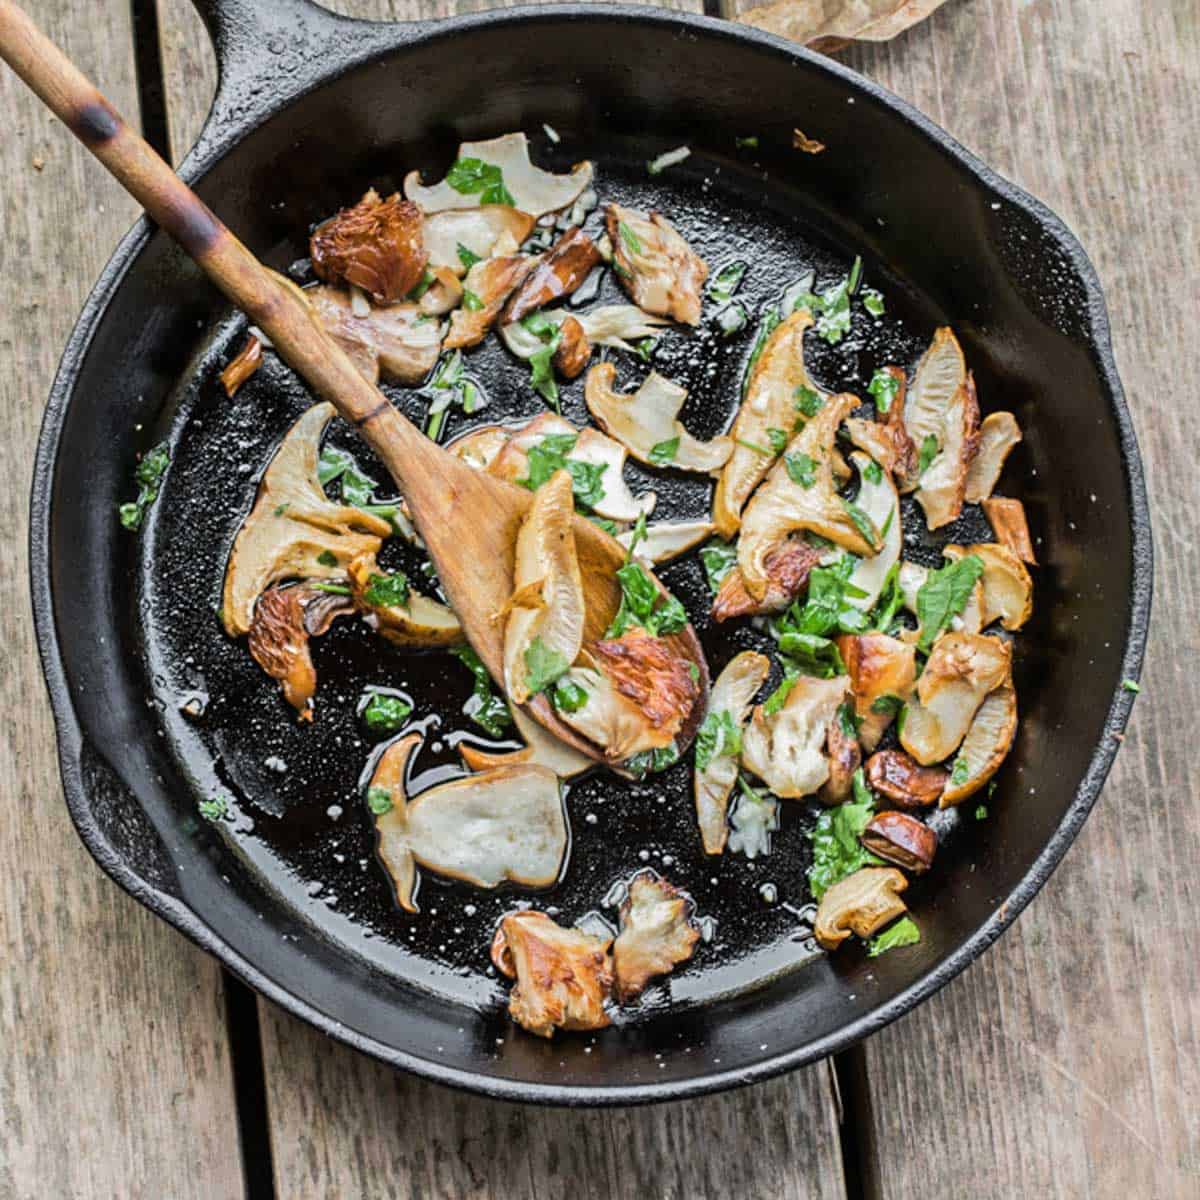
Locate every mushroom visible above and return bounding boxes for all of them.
[865,748,948,808]
[422,205,536,276]
[737,392,878,599]
[860,812,937,873]
[618,520,714,565]
[814,866,909,951]
[741,674,850,798]
[490,910,612,1038]
[844,450,901,613]
[612,871,701,1003]
[584,364,732,473]
[405,133,594,218]
[837,633,916,751]
[944,542,1034,631]
[459,705,593,779]
[347,552,463,649]
[711,539,823,622]
[693,650,770,854]
[899,632,1012,765]
[983,496,1037,564]
[915,371,981,530]
[416,266,463,317]
[552,315,591,380]
[941,678,1017,807]
[371,735,568,914]
[306,286,443,385]
[898,326,967,492]
[606,203,708,325]
[447,424,512,473]
[221,403,392,636]
[220,334,262,398]
[310,188,428,303]
[820,710,862,804]
[575,304,673,351]
[714,309,822,539]
[445,255,539,350]
[964,411,1022,502]
[502,227,602,323]
[898,559,984,643]
[503,469,585,705]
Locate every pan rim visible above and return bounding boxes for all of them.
[29,4,1153,1106]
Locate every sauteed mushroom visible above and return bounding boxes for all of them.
[965,411,1022,502]
[459,705,593,779]
[865,749,948,808]
[502,226,601,323]
[606,203,708,325]
[861,812,937,873]
[445,255,539,349]
[814,866,909,951]
[347,553,463,649]
[422,205,536,275]
[612,871,701,1002]
[983,496,1037,564]
[838,633,916,752]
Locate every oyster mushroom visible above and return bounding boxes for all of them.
[606,203,708,325]
[741,674,850,798]
[711,539,823,622]
[846,368,915,479]
[221,403,392,636]
[618,520,714,565]
[459,705,593,779]
[915,371,981,530]
[898,326,967,492]
[371,735,568,914]
[310,188,428,303]
[844,450,901,613]
[490,910,612,1038]
[983,496,1037,565]
[422,205,536,276]
[445,255,539,349]
[965,411,1022,502]
[552,315,591,380]
[900,632,1012,765]
[865,748,948,808]
[814,866,909,951]
[503,470,585,705]
[405,133,594,218]
[347,553,462,649]
[837,633,916,752]
[447,424,512,473]
[220,334,262,398]
[612,871,701,1002]
[941,677,1018,807]
[693,650,770,854]
[861,812,937,873]
[737,392,878,599]
[713,309,823,539]
[584,364,732,473]
[898,559,984,643]
[575,304,672,351]
[416,266,463,317]
[944,542,1034,631]
[502,227,601,323]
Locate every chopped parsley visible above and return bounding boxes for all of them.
[917,433,940,477]
[867,562,905,634]
[461,288,484,312]
[870,693,904,717]
[773,555,864,645]
[198,795,228,822]
[118,441,170,532]
[362,691,413,734]
[840,497,880,546]
[363,570,410,609]
[807,771,883,900]
[607,562,688,638]
[736,438,772,456]
[317,549,339,568]
[617,220,643,257]
[456,242,483,269]
[950,756,972,787]
[862,288,886,317]
[517,433,607,509]
[794,385,824,419]
[318,445,379,506]
[649,436,680,466]
[521,313,564,409]
[524,636,569,694]
[552,676,589,713]
[695,708,743,772]
[777,633,845,679]
[867,916,920,957]
[915,554,984,652]
[709,260,748,304]
[785,452,818,489]
[451,645,512,737]
[767,427,790,455]
[862,458,884,485]
[624,743,679,778]
[975,804,989,820]
[867,368,901,413]
[1122,678,1141,694]
[423,350,486,440]
[742,309,781,397]
[366,786,394,815]
[445,156,515,206]
[700,539,738,594]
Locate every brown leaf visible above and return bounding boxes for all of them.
[741,0,950,48]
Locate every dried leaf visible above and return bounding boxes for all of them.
[742,0,950,49]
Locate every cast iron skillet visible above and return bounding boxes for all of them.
[30,0,1152,1104]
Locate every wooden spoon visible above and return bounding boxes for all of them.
[0,0,710,759]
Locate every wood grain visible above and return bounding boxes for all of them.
[0,3,243,1198]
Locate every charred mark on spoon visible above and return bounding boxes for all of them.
[72,98,121,146]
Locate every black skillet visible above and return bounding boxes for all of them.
[30,0,1152,1104]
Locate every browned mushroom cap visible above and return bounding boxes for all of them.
[861,812,937,873]
[590,628,700,742]
[502,227,602,324]
[606,203,708,325]
[248,585,320,719]
[865,749,948,808]
[819,713,862,804]
[964,411,1022,502]
[445,255,539,350]
[552,315,591,380]
[310,189,428,304]
[915,371,982,530]
[612,871,700,1003]
[814,867,909,951]
[220,334,263,398]
[837,633,916,752]
[982,496,1038,565]
[712,539,822,622]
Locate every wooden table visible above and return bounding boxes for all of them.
[2,1,1195,1195]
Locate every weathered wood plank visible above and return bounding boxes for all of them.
[0,4,243,1198]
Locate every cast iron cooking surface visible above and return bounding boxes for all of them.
[141,134,1003,1017]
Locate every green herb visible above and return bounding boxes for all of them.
[794,272,853,344]
[950,756,971,787]
[917,433,940,477]
[879,507,895,540]
[457,242,483,269]
[362,691,413,734]
[709,260,748,304]
[552,676,589,713]
[617,220,642,257]
[318,444,378,506]
[867,562,905,634]
[424,349,484,440]
[607,562,687,638]
[366,786,394,815]
[634,336,656,362]
[867,368,900,413]
[715,302,748,336]
[625,511,648,560]
[742,309,781,397]
[518,433,608,509]
[736,438,772,456]
[763,670,799,715]
[649,436,680,466]
[363,570,410,609]
[807,774,883,900]
[445,156,515,205]
[700,539,738,595]
[118,441,170,532]
[274,504,289,517]
[1122,678,1141,694]
[198,795,228,822]
[870,693,904,717]
[785,453,818,489]
[975,804,988,820]
[310,582,352,596]
[624,743,679,778]
[840,497,881,547]
[451,645,512,737]
[847,255,863,294]
[524,636,569,694]
[695,708,743,772]
[867,916,920,957]
[774,555,862,641]
[777,632,845,679]
[529,331,563,409]
[461,288,484,312]
[862,288,886,317]
[766,427,789,455]
[915,554,985,652]
[837,701,862,740]
[406,268,436,301]
[317,549,339,568]
[862,458,883,485]
[735,135,759,149]
[794,385,824,419]
[688,661,700,683]
[588,515,620,536]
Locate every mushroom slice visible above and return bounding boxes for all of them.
[844,450,901,613]
[606,203,708,325]
[941,678,1018,807]
[837,633,916,752]
[220,334,263,398]
[741,675,850,799]
[502,227,602,324]
[417,266,463,317]
[618,520,714,565]
[447,424,512,472]
[865,749,948,808]
[612,871,700,1002]
[555,666,659,759]
[575,304,672,351]
[221,403,391,636]
[915,371,981,530]
[553,316,591,380]
[459,705,593,779]
[445,255,539,350]
[694,651,770,854]
[490,910,612,1038]
[737,392,877,599]
[944,542,1034,631]
[422,205,536,276]
[405,133,594,218]
[820,711,862,805]
[845,416,905,478]
[503,470,585,705]
[589,629,700,747]
[898,326,968,493]
[814,867,909,951]
[348,553,463,649]
[371,735,568,914]
[983,496,1037,564]
[713,310,820,539]
[861,813,937,873]
[711,539,822,622]
[898,560,984,643]
[584,364,732,473]
[900,632,1011,765]
[248,585,324,719]
[965,411,1022,502]
[310,188,428,303]
[307,286,443,386]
